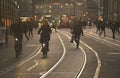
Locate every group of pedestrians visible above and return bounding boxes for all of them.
[11,19,34,40]
[95,20,106,37]
[10,18,58,58]
[95,20,120,39]
[108,21,120,39]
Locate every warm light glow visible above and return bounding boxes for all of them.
[34,15,37,20]
[49,5,52,8]
[53,2,60,5]
[20,17,31,22]
[36,6,39,9]
[40,6,43,8]
[49,10,51,13]
[45,15,51,18]
[86,12,88,15]
[70,4,73,6]
[65,3,69,6]
[77,2,83,6]
[98,16,103,21]
[61,5,63,8]
[83,14,86,16]
[70,16,75,19]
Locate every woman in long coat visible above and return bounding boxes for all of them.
[38,21,52,51]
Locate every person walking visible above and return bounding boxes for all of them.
[22,22,29,41]
[72,20,84,48]
[110,21,118,39]
[28,21,33,37]
[99,20,106,37]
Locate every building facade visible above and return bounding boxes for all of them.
[32,0,86,21]
[85,0,98,20]
[20,0,33,18]
[103,0,120,21]
[0,0,20,27]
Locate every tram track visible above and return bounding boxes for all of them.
[41,31,87,78]
[40,33,66,78]
[0,32,65,78]
[2,28,117,78]
[43,28,120,78]
[61,30,101,78]
[0,45,41,77]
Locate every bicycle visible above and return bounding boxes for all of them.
[40,39,49,59]
[14,37,22,58]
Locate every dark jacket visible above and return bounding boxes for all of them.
[38,24,52,43]
[11,22,23,36]
[73,22,83,35]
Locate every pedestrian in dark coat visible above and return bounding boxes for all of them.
[110,21,117,39]
[37,21,52,51]
[22,22,29,41]
[72,20,84,48]
[28,21,33,37]
[99,20,106,37]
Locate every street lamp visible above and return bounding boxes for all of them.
[32,0,35,20]
[0,0,2,25]
[73,0,75,16]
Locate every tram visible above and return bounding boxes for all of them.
[59,15,70,28]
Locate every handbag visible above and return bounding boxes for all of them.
[70,34,75,43]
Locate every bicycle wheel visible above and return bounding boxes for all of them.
[42,45,48,58]
[15,44,21,58]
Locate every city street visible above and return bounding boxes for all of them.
[0,0,120,78]
[0,27,120,78]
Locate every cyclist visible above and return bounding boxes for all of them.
[37,20,52,52]
[11,19,23,56]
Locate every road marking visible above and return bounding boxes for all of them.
[81,41,101,78]
[0,45,41,77]
[40,33,66,78]
[61,32,87,78]
[27,60,39,71]
[39,72,46,75]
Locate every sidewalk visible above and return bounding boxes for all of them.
[0,34,14,60]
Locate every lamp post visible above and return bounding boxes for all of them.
[73,0,75,16]
[32,0,35,20]
[0,0,4,26]
[0,0,2,25]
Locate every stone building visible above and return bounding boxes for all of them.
[103,0,120,21]
[19,0,33,18]
[0,0,20,27]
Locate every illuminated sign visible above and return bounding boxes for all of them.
[45,15,51,17]
[53,2,60,5]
